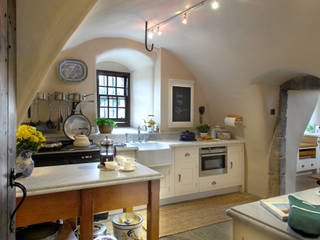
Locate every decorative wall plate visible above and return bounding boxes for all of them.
[57,58,88,83]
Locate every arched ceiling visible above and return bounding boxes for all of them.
[64,0,320,88]
[96,48,154,70]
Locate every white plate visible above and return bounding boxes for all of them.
[119,166,136,172]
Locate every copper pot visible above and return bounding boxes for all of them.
[99,125,113,134]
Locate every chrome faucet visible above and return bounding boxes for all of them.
[138,126,142,142]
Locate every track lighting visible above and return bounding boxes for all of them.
[211,0,220,10]
[182,13,188,25]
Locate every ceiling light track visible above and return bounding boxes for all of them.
[144,0,220,52]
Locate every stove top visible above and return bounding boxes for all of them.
[35,144,100,155]
[33,143,101,167]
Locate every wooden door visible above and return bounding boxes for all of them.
[0,0,16,239]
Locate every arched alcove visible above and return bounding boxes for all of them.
[269,75,320,195]
[96,48,154,127]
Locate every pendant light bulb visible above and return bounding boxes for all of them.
[157,26,162,36]
[182,13,188,25]
[211,0,220,10]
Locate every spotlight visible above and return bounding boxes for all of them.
[211,0,220,10]
[182,13,188,24]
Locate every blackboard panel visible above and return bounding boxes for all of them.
[172,86,191,122]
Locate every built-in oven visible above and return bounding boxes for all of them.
[199,146,227,177]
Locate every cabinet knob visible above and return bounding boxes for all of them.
[185,153,191,157]
[178,174,182,182]
[211,181,217,185]
[311,163,314,167]
[302,165,305,168]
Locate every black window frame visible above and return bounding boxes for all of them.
[96,70,130,127]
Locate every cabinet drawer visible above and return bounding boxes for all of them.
[297,160,311,171]
[199,174,227,192]
[174,147,198,165]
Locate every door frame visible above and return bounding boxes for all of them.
[0,0,16,238]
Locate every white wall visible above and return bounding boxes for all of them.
[286,90,320,193]
[96,61,130,72]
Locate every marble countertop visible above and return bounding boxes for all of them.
[226,188,320,240]
[16,162,162,198]
[119,139,244,152]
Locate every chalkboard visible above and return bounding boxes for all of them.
[172,86,191,122]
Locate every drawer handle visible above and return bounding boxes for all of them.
[230,161,233,169]
[185,153,191,157]
[211,181,217,185]
[311,163,314,167]
[302,165,305,168]
[178,174,182,182]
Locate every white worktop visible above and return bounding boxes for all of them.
[16,162,162,198]
[122,139,244,151]
[227,188,320,240]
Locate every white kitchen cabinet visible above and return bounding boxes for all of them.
[174,146,199,195]
[227,144,244,190]
[150,165,174,199]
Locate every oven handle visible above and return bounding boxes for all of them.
[201,153,226,157]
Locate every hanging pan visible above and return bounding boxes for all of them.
[63,113,91,140]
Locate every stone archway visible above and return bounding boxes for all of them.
[268,75,320,196]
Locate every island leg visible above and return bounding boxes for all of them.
[80,189,93,240]
[147,179,160,240]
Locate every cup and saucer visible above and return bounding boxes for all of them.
[119,160,136,172]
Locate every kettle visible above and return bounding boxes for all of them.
[73,134,91,147]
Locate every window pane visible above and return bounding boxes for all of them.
[109,97,117,107]
[116,88,124,96]
[100,108,108,118]
[100,97,108,107]
[108,76,116,86]
[108,87,116,95]
[117,77,125,87]
[118,108,125,119]
[99,87,107,94]
[99,75,107,86]
[109,108,117,118]
[118,97,125,107]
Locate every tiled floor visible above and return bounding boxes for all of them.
[160,221,232,240]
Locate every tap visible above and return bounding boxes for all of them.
[138,126,142,142]
[125,133,128,143]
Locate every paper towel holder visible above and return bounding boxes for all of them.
[225,114,243,127]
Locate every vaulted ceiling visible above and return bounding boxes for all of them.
[65,0,320,88]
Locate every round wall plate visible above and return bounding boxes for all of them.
[57,58,88,83]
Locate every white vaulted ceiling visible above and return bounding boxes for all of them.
[64,0,320,88]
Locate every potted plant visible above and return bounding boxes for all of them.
[96,118,117,134]
[196,124,211,137]
[16,125,46,178]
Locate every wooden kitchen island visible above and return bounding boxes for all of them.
[15,162,161,240]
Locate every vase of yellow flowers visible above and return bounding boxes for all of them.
[16,125,46,178]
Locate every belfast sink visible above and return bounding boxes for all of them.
[126,142,171,167]
[126,141,170,151]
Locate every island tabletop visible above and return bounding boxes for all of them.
[15,162,162,240]
[227,188,320,240]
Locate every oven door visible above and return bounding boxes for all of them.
[200,153,227,176]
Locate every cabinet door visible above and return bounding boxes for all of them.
[174,166,198,195]
[152,166,173,199]
[227,144,243,178]
[174,146,199,195]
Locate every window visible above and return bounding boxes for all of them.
[96,70,130,126]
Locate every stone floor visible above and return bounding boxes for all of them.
[160,221,232,240]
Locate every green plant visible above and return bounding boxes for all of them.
[306,125,314,131]
[196,124,211,133]
[95,118,117,127]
